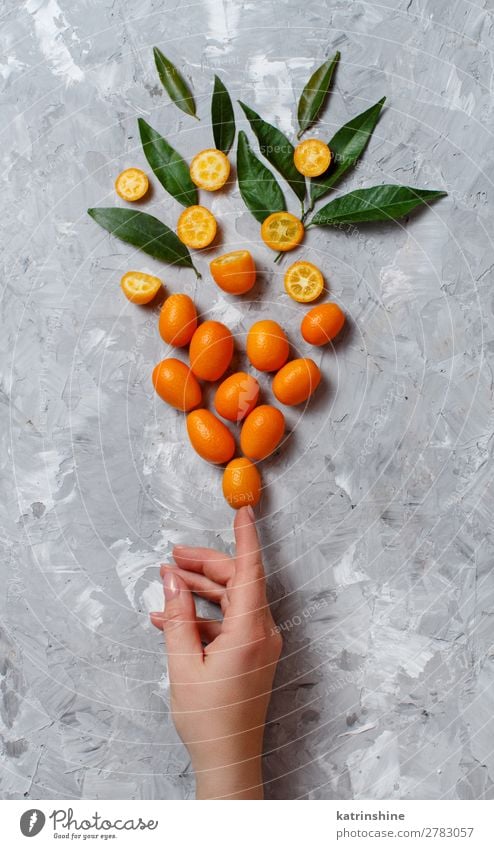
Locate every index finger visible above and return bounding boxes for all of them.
[226,506,268,620]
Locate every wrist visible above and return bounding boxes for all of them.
[194,755,264,800]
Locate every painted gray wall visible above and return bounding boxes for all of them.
[1,0,493,800]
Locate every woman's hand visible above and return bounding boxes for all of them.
[150,505,282,800]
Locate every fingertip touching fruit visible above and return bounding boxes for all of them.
[284,260,324,303]
[293,139,332,177]
[177,205,217,249]
[246,320,289,372]
[120,271,162,304]
[301,302,345,346]
[189,320,234,381]
[261,212,304,252]
[214,372,260,422]
[210,250,256,294]
[222,457,262,509]
[240,405,285,461]
[272,358,321,406]
[190,149,230,191]
[152,358,202,412]
[186,409,236,464]
[159,293,198,347]
[115,168,149,201]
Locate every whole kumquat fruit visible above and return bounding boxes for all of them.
[284,260,324,303]
[189,320,234,381]
[301,302,345,346]
[186,409,236,464]
[246,320,289,372]
[214,372,260,422]
[152,358,202,412]
[293,139,331,177]
[190,148,230,191]
[261,212,304,252]
[210,250,256,294]
[177,205,217,249]
[115,168,149,201]
[222,457,262,509]
[272,358,321,406]
[120,271,162,304]
[240,405,285,461]
[159,293,198,347]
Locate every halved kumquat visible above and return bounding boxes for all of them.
[190,148,230,191]
[210,250,256,294]
[120,271,162,304]
[284,260,324,303]
[261,212,304,252]
[177,205,217,249]
[115,168,149,201]
[293,139,331,177]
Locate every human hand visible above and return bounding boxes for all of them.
[150,505,282,799]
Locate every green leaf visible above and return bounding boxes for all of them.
[297,51,340,138]
[236,131,286,223]
[238,101,305,204]
[153,47,197,119]
[310,98,386,205]
[138,118,197,207]
[309,185,447,227]
[87,208,199,275]
[211,75,235,154]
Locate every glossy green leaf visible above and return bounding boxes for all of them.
[87,208,199,275]
[211,75,235,154]
[138,118,197,207]
[297,51,340,138]
[236,131,286,223]
[238,101,305,203]
[153,47,197,118]
[310,98,386,205]
[309,185,447,227]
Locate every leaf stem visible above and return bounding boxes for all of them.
[273,251,284,265]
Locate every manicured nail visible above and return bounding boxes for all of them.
[149,611,165,619]
[246,505,255,520]
[163,570,179,600]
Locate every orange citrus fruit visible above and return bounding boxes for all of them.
[177,205,217,249]
[190,148,230,191]
[159,294,198,347]
[272,358,321,406]
[189,320,234,381]
[261,211,304,252]
[246,320,289,372]
[284,260,324,303]
[222,458,262,509]
[210,250,256,295]
[301,303,345,346]
[293,139,331,177]
[152,358,202,412]
[120,271,162,304]
[240,405,285,461]
[186,409,235,464]
[214,372,259,423]
[115,168,149,201]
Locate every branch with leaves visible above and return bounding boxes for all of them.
[88,48,446,270]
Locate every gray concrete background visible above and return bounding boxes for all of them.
[1,0,494,800]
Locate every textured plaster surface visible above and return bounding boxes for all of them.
[1,0,494,800]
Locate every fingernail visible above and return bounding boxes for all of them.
[246,505,255,520]
[149,611,165,619]
[163,570,179,600]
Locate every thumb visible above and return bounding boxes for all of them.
[162,570,203,668]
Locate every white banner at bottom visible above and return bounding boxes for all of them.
[1,799,492,848]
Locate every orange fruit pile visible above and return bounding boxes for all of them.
[114,147,346,510]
